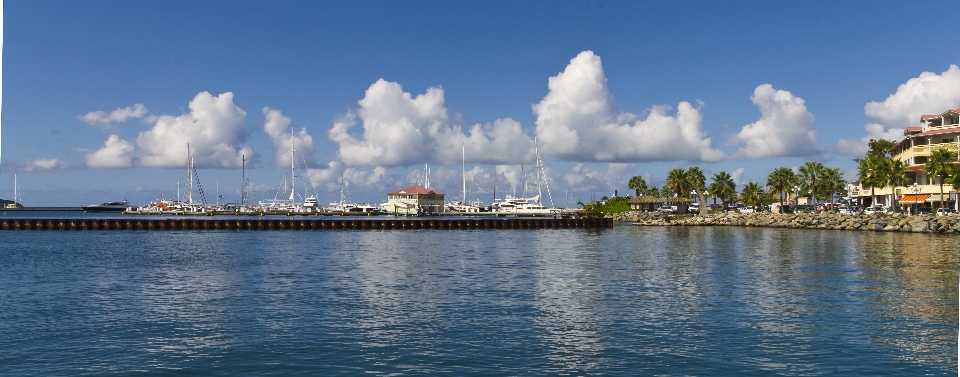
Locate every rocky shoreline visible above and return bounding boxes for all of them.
[613,211,960,234]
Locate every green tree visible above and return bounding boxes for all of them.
[798,161,825,207]
[708,171,737,210]
[924,148,957,209]
[863,139,896,160]
[645,186,660,198]
[883,158,909,212]
[820,167,845,208]
[627,175,647,197]
[766,167,797,213]
[666,169,689,199]
[685,167,709,215]
[741,182,764,210]
[858,156,886,207]
[659,186,674,201]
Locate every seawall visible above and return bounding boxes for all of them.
[0,217,613,231]
[616,211,960,234]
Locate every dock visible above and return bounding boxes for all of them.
[0,217,613,231]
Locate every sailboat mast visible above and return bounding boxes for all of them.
[535,138,543,204]
[493,167,497,203]
[462,144,466,204]
[289,127,296,203]
[241,155,245,206]
[187,144,193,204]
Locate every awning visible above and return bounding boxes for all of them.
[899,194,930,204]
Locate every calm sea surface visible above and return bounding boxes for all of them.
[0,222,957,375]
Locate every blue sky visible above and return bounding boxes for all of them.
[2,1,959,207]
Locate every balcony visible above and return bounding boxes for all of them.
[893,143,959,165]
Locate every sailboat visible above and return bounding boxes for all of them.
[446,144,482,213]
[4,174,23,208]
[492,139,559,217]
[258,127,322,215]
[329,172,382,215]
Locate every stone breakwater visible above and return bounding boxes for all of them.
[614,211,960,233]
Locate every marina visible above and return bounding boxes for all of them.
[0,217,612,231]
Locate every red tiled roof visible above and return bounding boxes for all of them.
[921,114,940,121]
[913,126,960,138]
[904,126,922,133]
[388,185,444,195]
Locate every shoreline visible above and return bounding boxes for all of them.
[615,211,960,234]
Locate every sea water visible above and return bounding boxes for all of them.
[0,225,956,375]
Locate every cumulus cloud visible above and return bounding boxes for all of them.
[85,135,135,168]
[829,123,904,157]
[263,107,317,168]
[19,158,68,172]
[730,84,818,159]
[730,167,746,186]
[830,65,960,157]
[864,65,960,128]
[86,92,254,169]
[79,103,148,129]
[328,79,535,167]
[533,51,724,163]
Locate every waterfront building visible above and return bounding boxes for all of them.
[628,195,662,211]
[384,185,445,215]
[880,108,960,211]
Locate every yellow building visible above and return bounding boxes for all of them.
[384,185,445,215]
[881,108,960,211]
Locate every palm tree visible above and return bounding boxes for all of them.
[766,167,796,213]
[924,148,956,209]
[741,182,764,210]
[857,157,885,207]
[709,171,737,210]
[659,186,673,201]
[685,167,709,215]
[666,168,689,199]
[820,167,845,209]
[798,161,825,207]
[627,175,647,197]
[883,158,909,212]
[645,186,660,198]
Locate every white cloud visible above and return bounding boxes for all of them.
[560,163,629,198]
[830,66,960,157]
[79,103,148,129]
[532,51,724,163]
[730,167,746,186]
[328,79,535,167]
[830,123,904,157]
[87,92,254,169]
[263,107,317,168]
[731,84,818,159]
[864,65,960,128]
[19,158,68,172]
[86,134,135,168]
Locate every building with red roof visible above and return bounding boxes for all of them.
[881,108,960,211]
[383,185,445,215]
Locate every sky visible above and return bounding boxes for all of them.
[1,1,959,207]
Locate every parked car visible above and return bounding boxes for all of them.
[837,206,854,215]
[657,205,675,214]
[936,208,955,216]
[864,205,890,215]
[689,204,700,213]
[738,207,755,214]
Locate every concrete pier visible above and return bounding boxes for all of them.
[0,217,612,231]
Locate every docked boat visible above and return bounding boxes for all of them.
[83,200,131,212]
[491,139,559,217]
[492,195,560,216]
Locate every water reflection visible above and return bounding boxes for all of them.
[0,227,955,375]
